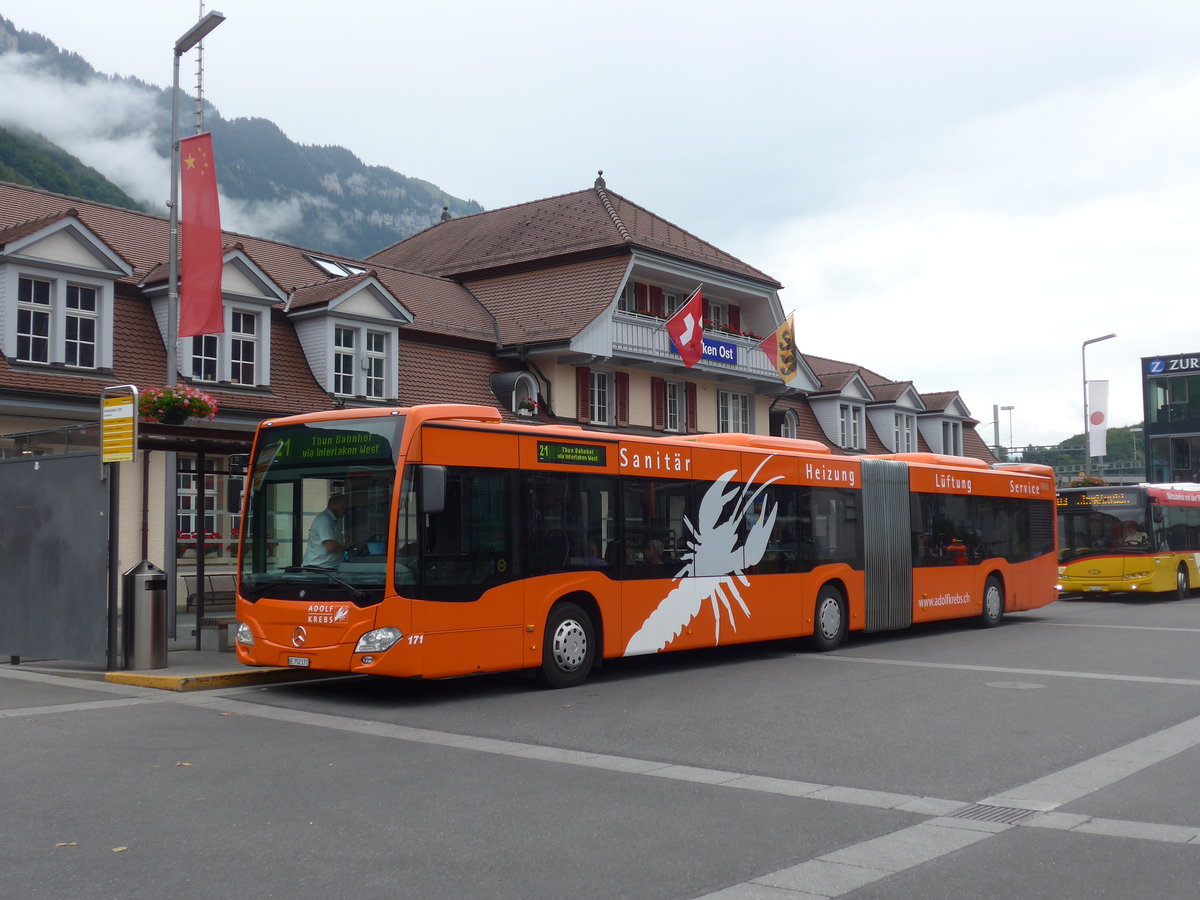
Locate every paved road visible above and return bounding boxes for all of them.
[5,594,1200,899]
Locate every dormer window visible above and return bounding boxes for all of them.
[187,304,271,386]
[839,403,864,450]
[11,273,111,370]
[942,421,962,456]
[331,322,394,400]
[894,413,916,452]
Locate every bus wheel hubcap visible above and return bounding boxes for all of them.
[818,599,840,639]
[553,620,587,671]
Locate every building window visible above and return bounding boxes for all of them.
[334,326,356,396]
[664,382,680,432]
[780,409,799,440]
[330,323,393,399]
[942,421,962,456]
[364,331,386,399]
[839,403,863,449]
[894,413,916,452]
[230,310,256,385]
[719,390,751,433]
[64,285,98,368]
[191,335,219,382]
[16,276,51,363]
[590,371,609,424]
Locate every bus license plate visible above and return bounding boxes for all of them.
[287,656,311,667]
[1088,586,1103,591]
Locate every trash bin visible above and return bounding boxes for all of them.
[123,561,168,670]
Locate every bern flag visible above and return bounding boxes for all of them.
[179,132,224,338]
[1087,379,1109,457]
[758,314,799,384]
[665,287,705,368]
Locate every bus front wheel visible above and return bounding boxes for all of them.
[1175,566,1191,601]
[537,602,596,688]
[810,586,846,652]
[978,576,1004,628]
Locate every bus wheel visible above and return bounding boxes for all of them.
[537,602,596,688]
[1175,566,1191,601]
[810,586,846,652]
[979,577,1004,628]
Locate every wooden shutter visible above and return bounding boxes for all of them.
[576,366,590,423]
[650,286,664,317]
[727,304,741,332]
[651,377,665,431]
[615,371,630,427]
[634,282,649,313]
[685,382,698,434]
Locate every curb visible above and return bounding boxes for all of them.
[104,667,337,692]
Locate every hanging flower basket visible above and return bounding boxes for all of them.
[140,385,219,424]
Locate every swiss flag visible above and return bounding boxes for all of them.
[665,287,704,368]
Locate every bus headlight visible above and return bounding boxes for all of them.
[355,627,404,653]
[235,622,254,646]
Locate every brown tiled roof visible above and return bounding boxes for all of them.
[368,183,780,286]
[0,182,496,342]
[464,256,630,344]
[801,353,893,387]
[398,342,519,412]
[920,392,959,413]
[868,381,917,404]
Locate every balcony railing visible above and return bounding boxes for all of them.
[611,311,778,380]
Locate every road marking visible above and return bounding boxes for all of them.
[814,653,1200,687]
[1031,621,1200,633]
[0,697,160,718]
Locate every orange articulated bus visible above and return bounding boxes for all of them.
[1057,483,1200,599]
[233,405,1058,687]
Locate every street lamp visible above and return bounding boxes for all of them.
[165,11,225,648]
[167,10,225,388]
[1001,405,1015,455]
[1082,333,1117,476]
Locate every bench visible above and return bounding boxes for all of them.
[183,573,237,612]
[197,615,238,653]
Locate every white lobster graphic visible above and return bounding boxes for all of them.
[624,457,781,656]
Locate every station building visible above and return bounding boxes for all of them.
[0,173,995,618]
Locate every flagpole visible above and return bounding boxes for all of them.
[165,11,225,653]
[168,11,225,388]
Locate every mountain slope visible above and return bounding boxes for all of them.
[0,15,483,258]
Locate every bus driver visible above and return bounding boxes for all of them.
[304,493,351,567]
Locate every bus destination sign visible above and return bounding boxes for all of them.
[1057,490,1138,509]
[270,426,394,466]
[537,441,607,467]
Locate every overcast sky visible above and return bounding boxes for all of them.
[3,0,1199,452]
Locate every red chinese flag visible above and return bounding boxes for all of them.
[179,133,224,338]
[665,287,705,368]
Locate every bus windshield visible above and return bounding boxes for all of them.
[239,415,405,605]
[1057,489,1150,561]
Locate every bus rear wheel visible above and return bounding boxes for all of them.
[978,576,1004,628]
[1175,566,1191,601]
[537,602,596,688]
[810,586,846,652]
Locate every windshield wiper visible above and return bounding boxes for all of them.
[283,566,366,600]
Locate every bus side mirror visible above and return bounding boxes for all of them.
[420,465,446,514]
[1152,507,1163,523]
